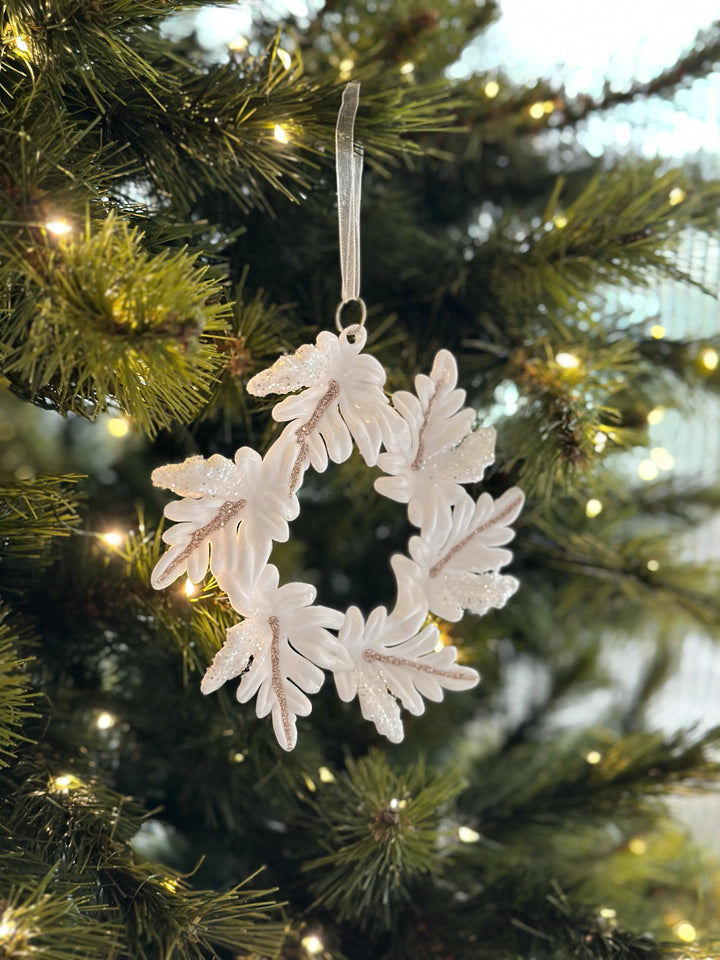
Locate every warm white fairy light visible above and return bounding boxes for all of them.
[650,324,666,339]
[647,406,665,425]
[668,187,686,206]
[651,447,675,471]
[228,34,248,52]
[593,430,608,452]
[528,101,545,119]
[184,577,197,597]
[585,498,603,518]
[458,825,480,843]
[101,531,124,547]
[389,797,407,811]
[14,37,29,53]
[231,751,245,763]
[46,220,72,236]
[273,124,289,144]
[585,750,602,764]
[552,214,568,228]
[647,559,660,572]
[318,766,335,783]
[628,836,647,855]
[51,773,82,793]
[674,922,696,943]
[599,907,617,920]
[107,416,130,438]
[484,80,500,98]
[399,61,415,75]
[638,459,659,481]
[95,711,116,731]
[301,934,324,955]
[276,48,292,70]
[555,351,580,369]
[700,347,718,371]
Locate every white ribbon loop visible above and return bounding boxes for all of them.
[335,81,366,331]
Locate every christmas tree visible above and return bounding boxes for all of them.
[2,1,720,957]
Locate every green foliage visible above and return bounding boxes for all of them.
[3,215,230,435]
[303,749,464,932]
[0,614,37,766]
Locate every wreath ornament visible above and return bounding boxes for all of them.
[150,85,524,750]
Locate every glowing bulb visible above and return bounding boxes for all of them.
[552,214,568,228]
[484,80,500,98]
[46,220,71,236]
[107,416,129,437]
[638,459,659,481]
[647,559,660,572]
[400,61,415,75]
[651,447,675,471]
[555,351,580,369]
[184,578,197,597]
[458,825,480,843]
[161,878,179,892]
[273,124,289,144]
[585,750,602,765]
[51,773,82,792]
[593,431,608,452]
[542,99,555,113]
[318,766,335,783]
[232,751,245,763]
[388,797,407,810]
[95,711,116,730]
[14,37,29,53]
[647,406,665,425]
[674,922,696,943]
[599,907,617,919]
[276,48,292,70]
[101,531,124,547]
[628,836,647,855]
[303,775,317,793]
[301,934,324,955]
[700,347,718,371]
[0,914,19,941]
[338,57,354,77]
[650,324,666,339]
[585,498,603,518]
[528,102,545,119]
[228,34,248,52]
[668,187,686,206]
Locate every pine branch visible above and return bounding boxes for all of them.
[0,613,38,767]
[301,749,464,933]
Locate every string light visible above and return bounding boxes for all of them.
[231,751,246,763]
[273,124,289,144]
[303,774,317,793]
[528,102,545,119]
[668,187,686,206]
[161,877,180,892]
[647,406,665,425]
[555,351,580,369]
[101,531,124,547]
[95,711,116,731]
[552,214,568,228]
[276,48,292,70]
[628,836,647,855]
[650,447,675,471]
[184,577,197,597]
[389,797,407,811]
[593,431,608,452]
[650,324,666,339]
[638,459,659,482]
[585,750,602,764]
[673,922,696,943]
[700,347,718,371]
[338,57,354,79]
[399,61,415,75]
[301,934,324,955]
[646,559,660,572]
[107,416,130,437]
[585,498,603,518]
[318,766,335,783]
[599,907,617,920]
[484,80,500,98]
[50,773,82,793]
[228,34,248,52]
[45,220,72,236]
[458,825,480,843]
[13,36,29,53]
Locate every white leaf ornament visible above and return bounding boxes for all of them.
[333,599,479,743]
[392,486,525,622]
[150,442,299,589]
[375,349,496,539]
[247,327,401,491]
[202,564,347,751]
